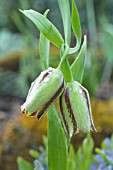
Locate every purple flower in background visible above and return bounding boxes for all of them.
[104,138,113,148]
[96,154,104,163]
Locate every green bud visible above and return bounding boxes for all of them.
[60,81,96,137]
[21,67,64,119]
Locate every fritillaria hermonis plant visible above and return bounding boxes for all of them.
[20,0,96,169]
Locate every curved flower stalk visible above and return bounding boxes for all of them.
[60,81,96,137]
[21,67,64,120]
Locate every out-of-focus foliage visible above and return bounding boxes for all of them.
[17,135,113,170]
[100,23,113,83]
[91,135,113,170]
[0,29,24,57]
[68,134,94,170]
[0,67,29,97]
[0,0,63,33]
[83,50,100,96]
[0,0,113,33]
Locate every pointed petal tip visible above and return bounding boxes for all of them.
[21,107,26,114]
[21,110,25,114]
[91,125,97,132]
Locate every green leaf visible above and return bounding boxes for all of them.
[20,9,64,47]
[67,145,76,170]
[29,149,40,159]
[39,10,50,70]
[71,35,87,83]
[48,105,68,170]
[80,134,94,170]
[34,160,44,170]
[17,157,33,170]
[42,136,48,156]
[57,0,71,45]
[69,145,76,161]
[95,148,113,166]
[69,0,82,54]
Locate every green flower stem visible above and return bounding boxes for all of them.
[57,44,69,69]
[57,44,74,82]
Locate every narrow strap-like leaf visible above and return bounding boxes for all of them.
[48,105,68,170]
[68,0,82,54]
[71,35,87,83]
[39,10,50,70]
[39,34,50,70]
[20,9,64,47]
[57,0,71,45]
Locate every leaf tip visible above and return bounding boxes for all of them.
[83,34,87,48]
[84,34,87,42]
[19,9,23,13]
[44,9,50,17]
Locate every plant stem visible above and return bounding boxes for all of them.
[57,44,74,82]
[57,44,69,69]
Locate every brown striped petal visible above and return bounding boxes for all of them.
[21,67,64,119]
[60,81,96,137]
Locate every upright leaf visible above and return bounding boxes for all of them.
[48,105,68,170]
[69,0,82,54]
[39,10,50,70]
[80,134,94,170]
[71,35,87,83]
[20,9,64,47]
[39,33,50,70]
[57,0,71,45]
[67,145,76,170]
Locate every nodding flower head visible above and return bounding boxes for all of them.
[21,67,64,120]
[60,81,96,137]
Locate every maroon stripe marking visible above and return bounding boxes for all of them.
[30,112,37,117]
[40,69,53,83]
[27,70,52,100]
[60,95,70,135]
[39,72,49,83]
[64,88,77,135]
[80,87,96,131]
[37,79,64,120]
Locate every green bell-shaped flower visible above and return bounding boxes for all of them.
[21,67,64,119]
[60,81,96,137]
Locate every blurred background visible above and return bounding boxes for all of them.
[0,0,113,169]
